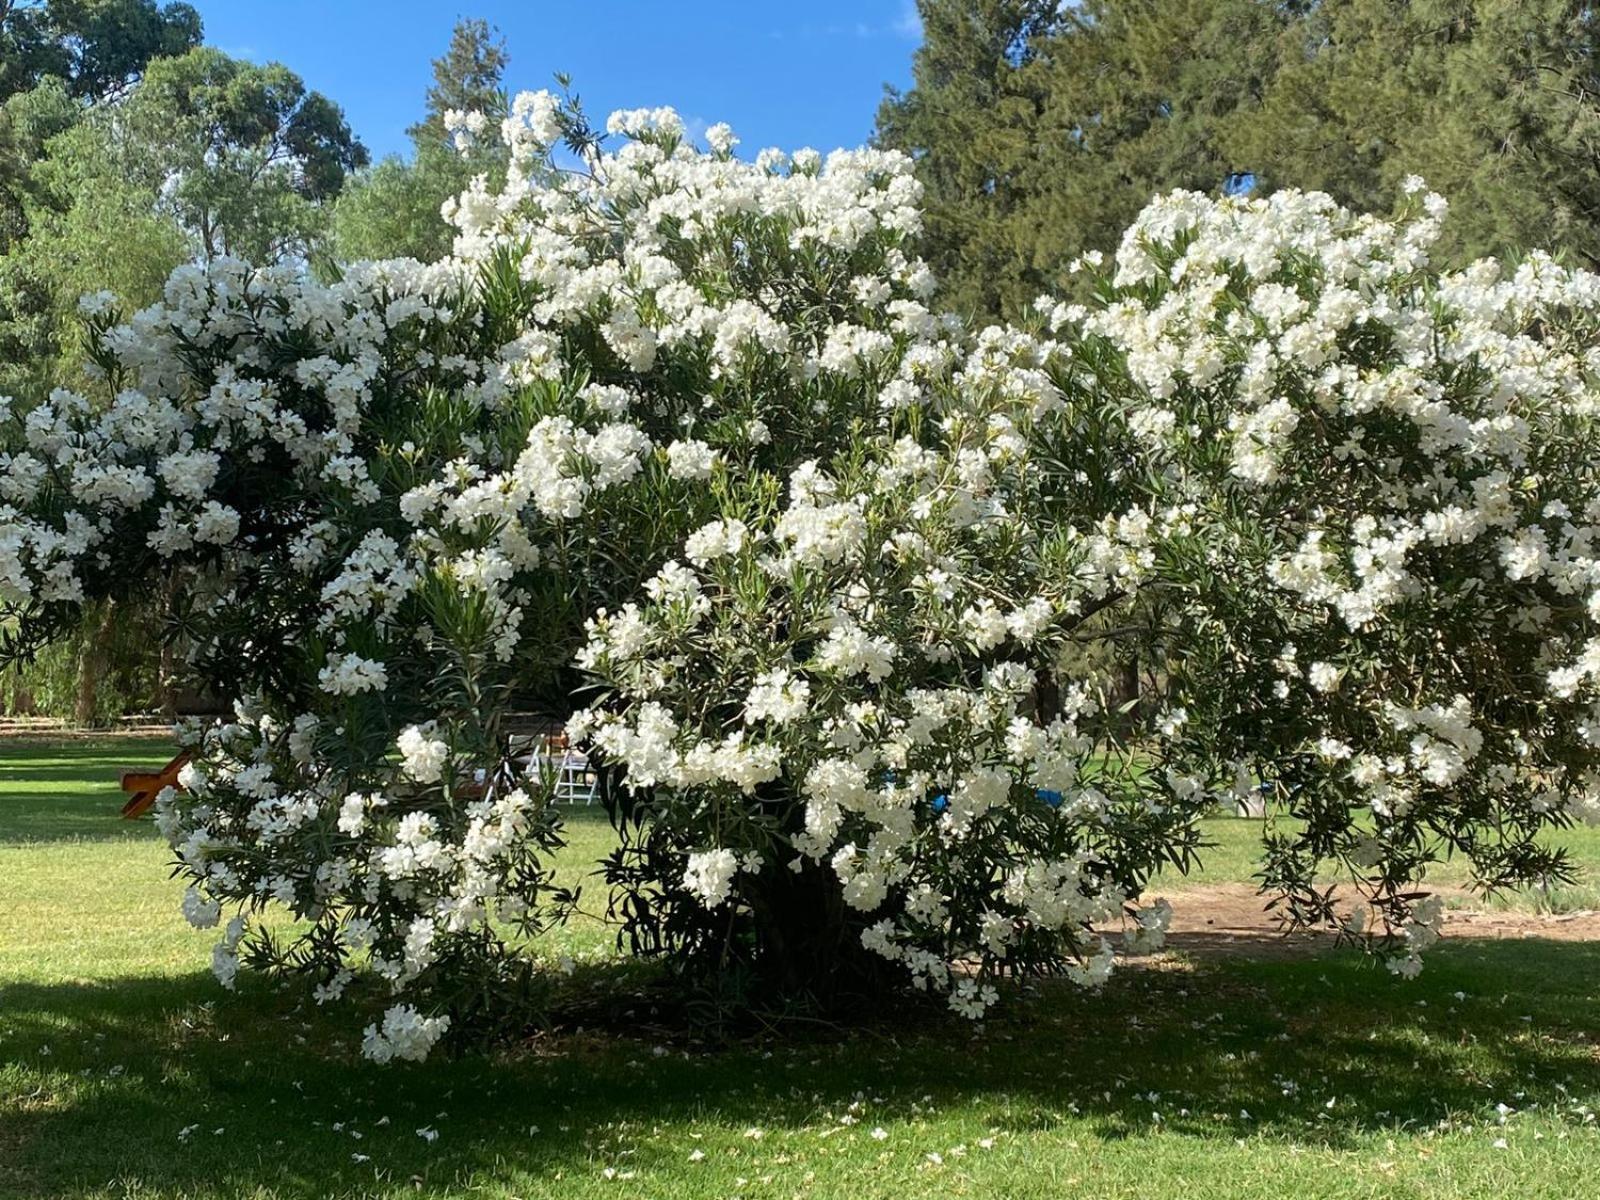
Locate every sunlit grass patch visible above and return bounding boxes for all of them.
[4,736,1599,1200]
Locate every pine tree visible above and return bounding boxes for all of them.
[1016,0,1294,311]
[408,16,510,152]
[881,0,1600,315]
[877,0,1059,320]
[1232,0,1600,268]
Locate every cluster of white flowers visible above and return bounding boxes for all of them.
[318,654,388,696]
[397,724,449,784]
[151,700,569,1058]
[682,849,742,908]
[360,1003,452,1064]
[744,668,810,726]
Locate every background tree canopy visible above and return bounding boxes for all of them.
[1,20,369,395]
[0,1,366,719]
[878,0,1600,319]
[0,0,200,104]
[327,16,510,265]
[109,47,368,263]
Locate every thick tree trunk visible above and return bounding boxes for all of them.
[74,602,116,727]
[3,678,34,716]
[741,862,898,1012]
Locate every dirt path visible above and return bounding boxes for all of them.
[1153,882,1600,960]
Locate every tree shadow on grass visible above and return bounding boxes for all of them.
[0,740,173,844]
[0,739,176,781]
[0,763,619,845]
[3,936,1598,1198]
[0,801,165,844]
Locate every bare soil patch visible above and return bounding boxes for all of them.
[1154,882,1600,961]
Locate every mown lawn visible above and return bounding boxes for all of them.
[3,735,1599,1199]
[1170,809,1600,913]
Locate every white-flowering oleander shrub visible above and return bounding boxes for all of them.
[569,378,1191,1015]
[569,181,1600,1003]
[0,91,962,1052]
[5,85,1600,1055]
[159,699,568,1059]
[1064,183,1600,974]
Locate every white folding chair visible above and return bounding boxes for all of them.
[556,747,597,805]
[530,743,597,804]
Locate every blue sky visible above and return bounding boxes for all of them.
[189,1,922,161]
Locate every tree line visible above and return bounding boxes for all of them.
[877,0,1600,318]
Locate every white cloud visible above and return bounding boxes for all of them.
[893,0,923,39]
[769,3,923,43]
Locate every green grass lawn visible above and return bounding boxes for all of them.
[3,735,1600,1199]
[1159,811,1600,912]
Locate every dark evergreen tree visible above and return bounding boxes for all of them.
[409,16,510,152]
[880,0,1600,315]
[876,0,1060,319]
[1232,0,1600,268]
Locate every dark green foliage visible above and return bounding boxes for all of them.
[0,74,77,251]
[876,0,1062,321]
[0,0,201,104]
[880,0,1600,317]
[330,17,510,265]
[1231,0,1600,269]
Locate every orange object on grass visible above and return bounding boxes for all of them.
[119,751,191,818]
